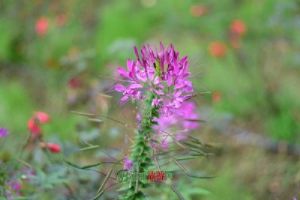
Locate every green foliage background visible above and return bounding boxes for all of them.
[0,0,300,199]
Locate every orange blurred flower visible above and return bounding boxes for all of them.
[190,5,207,17]
[209,42,227,58]
[35,17,49,36]
[229,20,246,49]
[230,19,246,37]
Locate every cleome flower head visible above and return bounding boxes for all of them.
[114,43,201,150]
[114,43,194,114]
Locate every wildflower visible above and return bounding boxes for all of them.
[116,44,198,198]
[115,44,199,150]
[27,118,41,135]
[46,143,61,153]
[27,111,50,135]
[35,112,50,123]
[209,41,227,58]
[123,156,133,170]
[229,19,246,49]
[114,43,194,114]
[0,127,9,138]
[35,17,49,36]
[230,19,246,37]
[155,101,199,132]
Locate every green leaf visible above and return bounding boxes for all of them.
[65,160,109,170]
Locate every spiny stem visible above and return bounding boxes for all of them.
[120,93,159,200]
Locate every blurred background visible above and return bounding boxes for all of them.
[0,0,300,199]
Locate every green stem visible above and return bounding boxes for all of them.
[120,93,159,200]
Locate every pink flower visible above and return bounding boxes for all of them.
[35,17,49,36]
[154,101,200,149]
[27,111,50,135]
[27,118,41,136]
[115,44,200,150]
[35,112,50,123]
[123,156,133,170]
[114,43,194,114]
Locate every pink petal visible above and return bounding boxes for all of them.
[114,84,126,92]
[129,83,143,89]
[120,95,129,104]
[35,111,50,123]
[117,67,129,78]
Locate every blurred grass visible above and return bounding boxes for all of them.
[0,0,300,199]
[0,81,34,133]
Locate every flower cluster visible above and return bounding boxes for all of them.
[114,43,194,114]
[115,44,200,150]
[27,111,50,136]
[116,45,202,199]
[27,111,61,154]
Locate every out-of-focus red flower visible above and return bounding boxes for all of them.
[190,5,207,17]
[27,118,41,135]
[212,91,222,103]
[230,19,246,36]
[229,20,246,49]
[209,42,227,58]
[46,143,61,153]
[27,111,50,135]
[35,17,49,36]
